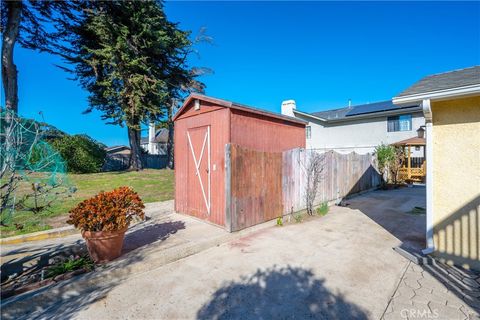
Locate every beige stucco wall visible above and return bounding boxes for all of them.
[432,96,480,270]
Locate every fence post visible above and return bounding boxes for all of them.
[225,144,232,232]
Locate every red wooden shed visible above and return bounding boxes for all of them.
[174,94,306,230]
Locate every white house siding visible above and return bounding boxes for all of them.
[294,111,425,156]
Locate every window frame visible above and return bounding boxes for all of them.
[387,114,412,132]
[306,125,312,139]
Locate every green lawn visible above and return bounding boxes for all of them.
[1,169,174,238]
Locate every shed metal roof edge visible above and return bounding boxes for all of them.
[174,93,307,125]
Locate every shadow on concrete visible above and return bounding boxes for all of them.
[1,220,186,319]
[1,240,86,283]
[346,186,480,313]
[197,266,368,320]
[346,185,426,252]
[122,220,185,253]
[421,195,480,313]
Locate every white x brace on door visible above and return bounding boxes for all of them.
[187,126,211,215]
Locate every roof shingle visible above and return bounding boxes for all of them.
[396,66,480,97]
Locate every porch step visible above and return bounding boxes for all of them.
[393,245,434,265]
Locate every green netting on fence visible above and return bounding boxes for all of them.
[0,110,72,225]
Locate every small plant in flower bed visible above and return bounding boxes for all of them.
[46,255,94,278]
[67,186,145,232]
[1,252,92,300]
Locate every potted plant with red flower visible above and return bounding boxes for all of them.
[67,186,145,263]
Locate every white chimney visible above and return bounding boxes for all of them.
[281,100,296,117]
[148,122,156,154]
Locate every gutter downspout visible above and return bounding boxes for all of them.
[422,99,435,255]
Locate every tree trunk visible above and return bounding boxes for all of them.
[128,126,143,171]
[1,0,22,113]
[166,101,175,169]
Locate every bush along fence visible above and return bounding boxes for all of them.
[102,154,168,171]
[225,144,382,231]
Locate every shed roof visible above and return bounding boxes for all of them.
[174,94,307,125]
[396,66,480,98]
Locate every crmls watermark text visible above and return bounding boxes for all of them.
[400,308,439,319]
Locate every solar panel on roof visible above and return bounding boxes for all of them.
[345,101,417,117]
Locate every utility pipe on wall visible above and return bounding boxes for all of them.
[422,99,435,254]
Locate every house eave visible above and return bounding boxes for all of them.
[393,84,480,105]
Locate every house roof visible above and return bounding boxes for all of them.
[141,128,169,144]
[174,93,307,125]
[298,100,420,122]
[392,136,426,146]
[395,66,480,98]
[311,106,352,120]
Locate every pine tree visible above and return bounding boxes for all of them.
[63,0,204,170]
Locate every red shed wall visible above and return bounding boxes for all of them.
[230,109,306,152]
[174,101,230,227]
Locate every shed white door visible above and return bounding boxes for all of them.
[187,125,211,216]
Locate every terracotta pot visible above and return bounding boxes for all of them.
[81,228,127,263]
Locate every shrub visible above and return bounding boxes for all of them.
[316,202,329,216]
[276,216,283,226]
[375,144,405,185]
[51,134,106,173]
[47,255,94,278]
[375,144,395,175]
[67,186,145,231]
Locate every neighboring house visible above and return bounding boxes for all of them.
[105,145,130,155]
[281,99,426,156]
[140,124,168,155]
[393,65,480,270]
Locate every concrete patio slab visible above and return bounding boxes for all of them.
[3,186,476,320]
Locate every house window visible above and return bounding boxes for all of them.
[306,126,311,139]
[387,114,412,132]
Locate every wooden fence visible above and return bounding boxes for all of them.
[226,144,381,231]
[282,149,382,215]
[227,144,283,231]
[102,154,168,171]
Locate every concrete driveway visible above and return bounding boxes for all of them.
[73,187,428,319]
[5,186,451,319]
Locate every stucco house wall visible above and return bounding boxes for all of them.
[294,111,425,155]
[431,96,480,270]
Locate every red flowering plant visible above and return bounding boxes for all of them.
[67,187,145,232]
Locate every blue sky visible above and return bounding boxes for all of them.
[4,1,480,146]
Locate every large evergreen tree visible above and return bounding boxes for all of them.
[63,0,204,170]
[1,0,80,113]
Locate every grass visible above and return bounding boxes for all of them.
[1,169,174,238]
